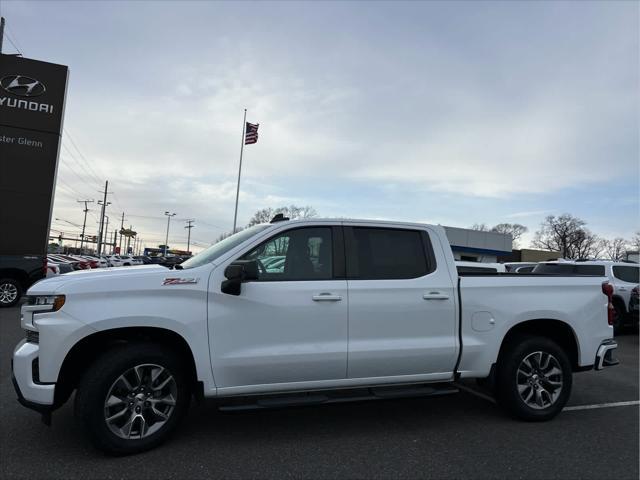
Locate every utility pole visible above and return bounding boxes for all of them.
[103,216,110,254]
[118,212,125,253]
[185,219,195,254]
[77,199,94,252]
[96,181,112,255]
[164,212,176,256]
[126,225,133,254]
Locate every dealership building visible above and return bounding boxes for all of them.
[443,226,512,263]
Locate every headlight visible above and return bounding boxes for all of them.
[26,295,66,312]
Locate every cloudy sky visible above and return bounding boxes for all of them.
[2,1,638,252]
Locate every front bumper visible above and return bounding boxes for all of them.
[12,339,55,407]
[594,339,619,370]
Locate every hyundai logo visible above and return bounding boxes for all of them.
[0,75,46,97]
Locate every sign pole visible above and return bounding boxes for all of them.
[232,109,247,234]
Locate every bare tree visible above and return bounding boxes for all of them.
[246,205,317,227]
[532,214,601,259]
[632,231,640,252]
[601,237,629,261]
[491,223,528,248]
[470,223,489,232]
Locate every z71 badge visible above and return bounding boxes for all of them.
[162,277,199,286]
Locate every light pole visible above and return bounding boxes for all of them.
[164,211,176,257]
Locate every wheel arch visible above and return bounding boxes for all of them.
[497,318,580,371]
[54,326,201,408]
[0,269,29,289]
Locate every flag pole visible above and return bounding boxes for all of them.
[232,108,247,234]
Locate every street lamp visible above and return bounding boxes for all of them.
[164,211,176,257]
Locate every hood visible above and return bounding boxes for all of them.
[28,265,169,295]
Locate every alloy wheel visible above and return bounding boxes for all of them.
[104,363,177,440]
[516,351,563,410]
[0,282,18,305]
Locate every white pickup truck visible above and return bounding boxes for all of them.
[12,217,618,454]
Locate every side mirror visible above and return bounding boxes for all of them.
[221,260,259,295]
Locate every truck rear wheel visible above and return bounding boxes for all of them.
[75,343,190,455]
[496,335,572,421]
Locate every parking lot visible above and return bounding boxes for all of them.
[0,304,637,480]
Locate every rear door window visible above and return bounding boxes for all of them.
[345,227,433,280]
[612,266,640,283]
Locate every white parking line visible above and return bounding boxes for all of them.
[456,384,640,412]
[563,400,640,411]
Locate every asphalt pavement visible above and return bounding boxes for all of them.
[1,304,638,480]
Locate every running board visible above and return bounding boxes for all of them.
[218,383,459,412]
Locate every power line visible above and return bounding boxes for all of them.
[5,22,24,53]
[61,142,102,185]
[62,130,107,182]
[3,31,21,55]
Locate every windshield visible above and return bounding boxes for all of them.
[180,224,271,269]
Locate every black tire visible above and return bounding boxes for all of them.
[75,343,191,455]
[496,335,572,422]
[0,277,22,308]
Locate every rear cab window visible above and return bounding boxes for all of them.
[457,266,498,274]
[532,263,605,275]
[344,226,434,280]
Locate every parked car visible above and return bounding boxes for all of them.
[56,254,92,270]
[13,217,618,454]
[533,261,639,333]
[74,256,99,269]
[47,254,82,271]
[46,263,60,278]
[455,261,507,274]
[629,286,639,319]
[117,255,141,266]
[134,256,154,265]
[47,255,77,274]
[0,255,46,307]
[81,255,107,268]
[106,255,125,267]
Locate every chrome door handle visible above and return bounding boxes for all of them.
[312,293,342,301]
[423,292,449,300]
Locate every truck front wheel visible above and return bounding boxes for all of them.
[75,343,191,455]
[0,278,22,308]
[496,336,572,421]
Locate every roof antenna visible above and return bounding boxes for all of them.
[270,213,290,223]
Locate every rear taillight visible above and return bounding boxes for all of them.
[602,282,614,326]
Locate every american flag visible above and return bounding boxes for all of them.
[245,122,259,145]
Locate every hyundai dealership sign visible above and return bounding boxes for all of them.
[0,54,68,255]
